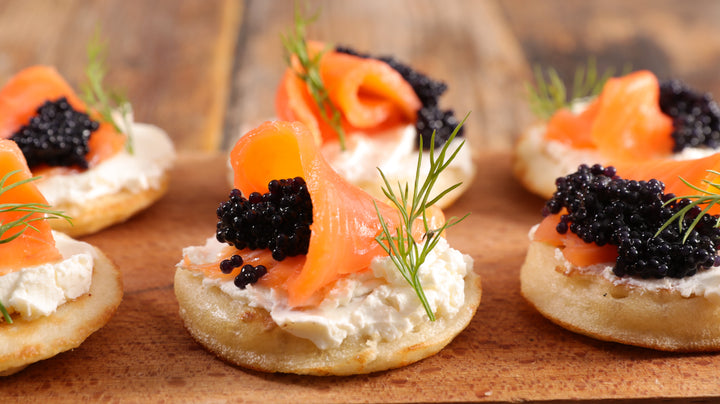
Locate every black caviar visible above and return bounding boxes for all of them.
[544,164,720,278]
[234,264,267,289]
[335,46,463,149]
[216,177,312,281]
[659,79,720,152]
[10,97,98,169]
[220,254,243,274]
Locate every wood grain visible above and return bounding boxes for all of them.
[224,0,533,154]
[0,0,241,152]
[500,0,720,102]
[2,153,720,402]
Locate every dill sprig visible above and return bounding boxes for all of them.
[281,5,347,150]
[0,301,11,324]
[655,171,720,243]
[0,170,72,324]
[373,114,470,321]
[81,30,134,154]
[526,58,619,119]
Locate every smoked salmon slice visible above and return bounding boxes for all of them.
[534,212,618,267]
[275,42,421,144]
[0,139,61,274]
[230,120,405,306]
[544,70,674,160]
[544,101,599,149]
[0,65,126,167]
[613,153,720,214]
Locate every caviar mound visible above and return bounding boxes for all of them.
[540,164,720,278]
[0,66,126,169]
[659,79,720,152]
[415,106,464,149]
[0,139,61,273]
[230,120,403,306]
[10,97,97,169]
[216,178,313,261]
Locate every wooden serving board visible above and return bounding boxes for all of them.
[3,152,720,403]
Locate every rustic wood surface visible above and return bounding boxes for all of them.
[3,0,720,402]
[0,0,241,152]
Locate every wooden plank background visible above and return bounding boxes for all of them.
[2,0,720,402]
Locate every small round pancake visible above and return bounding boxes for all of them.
[49,174,169,237]
[521,240,720,352]
[0,246,123,375]
[174,267,481,375]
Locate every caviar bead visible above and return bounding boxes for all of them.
[234,264,268,289]
[547,164,720,278]
[10,97,98,169]
[219,254,243,274]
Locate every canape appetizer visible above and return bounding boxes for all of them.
[521,163,720,351]
[514,67,720,199]
[0,139,122,375]
[269,13,474,209]
[0,52,174,236]
[175,120,480,375]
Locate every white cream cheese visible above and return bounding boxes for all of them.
[37,122,175,206]
[573,258,720,303]
[515,124,601,192]
[321,124,474,200]
[0,232,94,320]
[529,224,720,301]
[181,236,473,349]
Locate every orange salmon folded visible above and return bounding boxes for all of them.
[545,70,674,162]
[0,139,61,274]
[229,120,412,306]
[613,153,720,215]
[276,42,422,144]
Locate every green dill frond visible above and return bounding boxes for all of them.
[526,58,621,119]
[0,301,11,323]
[373,113,470,321]
[0,170,73,324]
[655,171,720,243]
[81,29,134,154]
[0,170,72,244]
[280,4,346,150]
